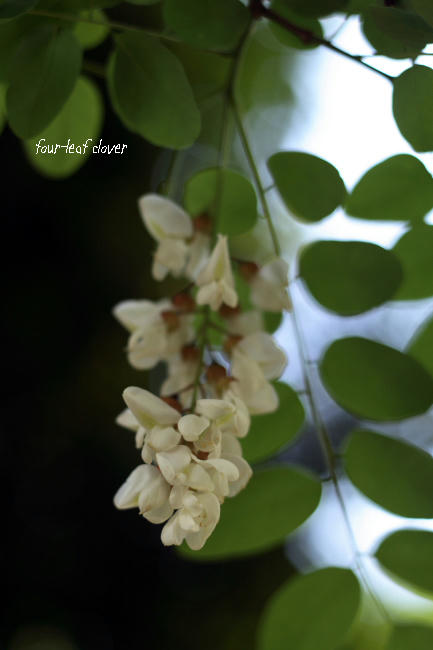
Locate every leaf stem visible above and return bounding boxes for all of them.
[29,8,182,42]
[230,31,391,619]
[231,100,281,256]
[249,0,394,82]
[190,307,210,411]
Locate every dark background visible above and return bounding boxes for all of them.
[1,75,294,650]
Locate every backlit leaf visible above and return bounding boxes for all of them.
[184,168,257,236]
[73,9,109,49]
[109,32,200,149]
[269,0,324,49]
[320,337,433,420]
[385,625,433,650]
[392,225,433,300]
[6,25,82,139]
[163,0,250,52]
[408,314,433,378]
[299,240,402,315]
[345,155,433,223]
[258,568,361,650]
[376,529,433,595]
[393,65,433,152]
[24,77,103,178]
[242,382,305,464]
[268,151,346,222]
[344,429,433,518]
[362,8,433,59]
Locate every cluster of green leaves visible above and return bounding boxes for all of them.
[2,0,433,180]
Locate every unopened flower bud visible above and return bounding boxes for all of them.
[193,214,213,234]
[172,292,195,313]
[239,261,259,281]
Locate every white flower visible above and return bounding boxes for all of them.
[161,489,220,550]
[194,456,240,502]
[223,454,253,497]
[123,386,180,429]
[235,332,287,380]
[157,445,214,491]
[160,355,198,397]
[114,299,194,370]
[220,390,250,438]
[196,235,238,311]
[231,350,279,414]
[114,464,173,523]
[121,387,181,462]
[185,232,211,280]
[226,310,264,336]
[138,194,193,280]
[250,258,291,312]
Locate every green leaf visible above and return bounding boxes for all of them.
[0,15,38,83]
[269,1,324,49]
[299,240,402,315]
[184,168,258,236]
[242,383,305,464]
[24,76,103,178]
[168,42,232,101]
[126,0,159,4]
[268,151,346,222]
[413,0,433,28]
[362,8,433,59]
[163,0,250,52]
[180,466,321,560]
[6,25,82,139]
[73,9,109,49]
[393,65,433,152]
[258,568,361,650]
[344,429,433,518]
[272,0,348,18]
[376,529,433,595]
[345,155,433,223]
[109,32,200,149]
[320,337,433,421]
[408,314,433,378]
[392,225,433,301]
[385,625,433,650]
[0,0,37,20]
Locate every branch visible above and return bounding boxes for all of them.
[250,0,394,82]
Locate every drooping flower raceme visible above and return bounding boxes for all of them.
[113,193,288,550]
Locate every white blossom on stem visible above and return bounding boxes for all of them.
[139,194,193,281]
[196,235,238,311]
[250,258,291,312]
[113,464,173,523]
[161,489,220,550]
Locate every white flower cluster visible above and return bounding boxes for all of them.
[113,194,291,550]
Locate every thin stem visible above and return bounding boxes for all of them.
[231,34,390,616]
[231,101,281,255]
[190,307,210,411]
[250,0,394,82]
[29,8,183,42]
[290,304,391,623]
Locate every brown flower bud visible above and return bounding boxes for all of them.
[239,261,259,281]
[219,304,241,319]
[172,292,195,313]
[161,396,183,413]
[193,214,212,234]
[181,345,200,362]
[161,310,180,332]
